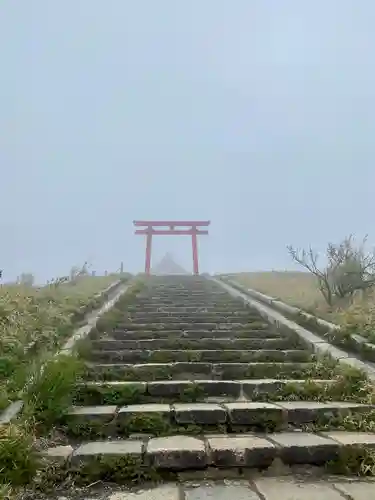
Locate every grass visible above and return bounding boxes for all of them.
[225,271,375,343]
[0,353,85,496]
[0,276,147,496]
[0,273,128,410]
[224,271,329,311]
[0,272,135,496]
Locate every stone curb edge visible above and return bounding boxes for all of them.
[218,277,375,364]
[211,278,375,382]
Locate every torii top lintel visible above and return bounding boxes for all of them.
[133,220,210,227]
[133,220,210,236]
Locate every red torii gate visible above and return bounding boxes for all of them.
[133,220,210,275]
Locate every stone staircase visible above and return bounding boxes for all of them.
[48,276,375,478]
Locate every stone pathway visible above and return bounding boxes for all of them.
[43,276,375,486]
[55,478,374,499]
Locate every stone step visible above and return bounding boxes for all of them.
[83,362,326,382]
[121,316,263,324]
[92,338,302,351]
[127,311,258,318]
[64,276,375,483]
[45,431,375,472]
[126,314,260,322]
[65,401,374,437]
[127,305,249,311]
[75,379,334,402]
[107,329,280,340]
[87,349,312,364]
[140,288,228,296]
[132,301,246,308]
[112,322,270,331]
[91,333,298,350]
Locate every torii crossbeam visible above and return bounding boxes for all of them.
[133,220,210,275]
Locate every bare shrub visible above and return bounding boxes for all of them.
[288,235,375,306]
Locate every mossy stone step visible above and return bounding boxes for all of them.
[45,432,375,472]
[83,361,329,381]
[133,297,247,308]
[122,317,264,325]
[127,311,259,318]
[65,401,374,437]
[141,294,225,298]
[108,328,274,340]
[128,305,249,312]
[91,337,300,351]
[109,322,269,331]
[87,349,312,364]
[75,379,335,403]
[92,338,305,352]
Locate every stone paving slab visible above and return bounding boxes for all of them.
[322,431,375,447]
[52,478,375,499]
[254,478,346,499]
[334,481,375,499]
[107,484,179,500]
[184,481,259,499]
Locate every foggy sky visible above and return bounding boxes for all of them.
[1,1,374,281]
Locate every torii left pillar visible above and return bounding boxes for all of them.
[133,220,210,275]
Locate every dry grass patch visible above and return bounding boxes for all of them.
[226,271,375,326]
[0,274,128,411]
[228,272,325,310]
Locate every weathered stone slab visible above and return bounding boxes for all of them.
[268,432,339,465]
[185,482,260,499]
[224,402,283,426]
[254,478,344,499]
[277,401,372,424]
[118,404,171,422]
[241,379,287,397]
[108,484,180,500]
[146,436,207,469]
[195,380,242,398]
[0,400,23,424]
[91,339,140,350]
[242,379,334,399]
[334,481,375,500]
[90,349,151,363]
[71,440,143,465]
[82,380,147,389]
[68,405,117,419]
[207,434,276,467]
[173,403,227,424]
[44,445,73,463]
[313,342,349,359]
[323,431,375,447]
[147,380,193,397]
